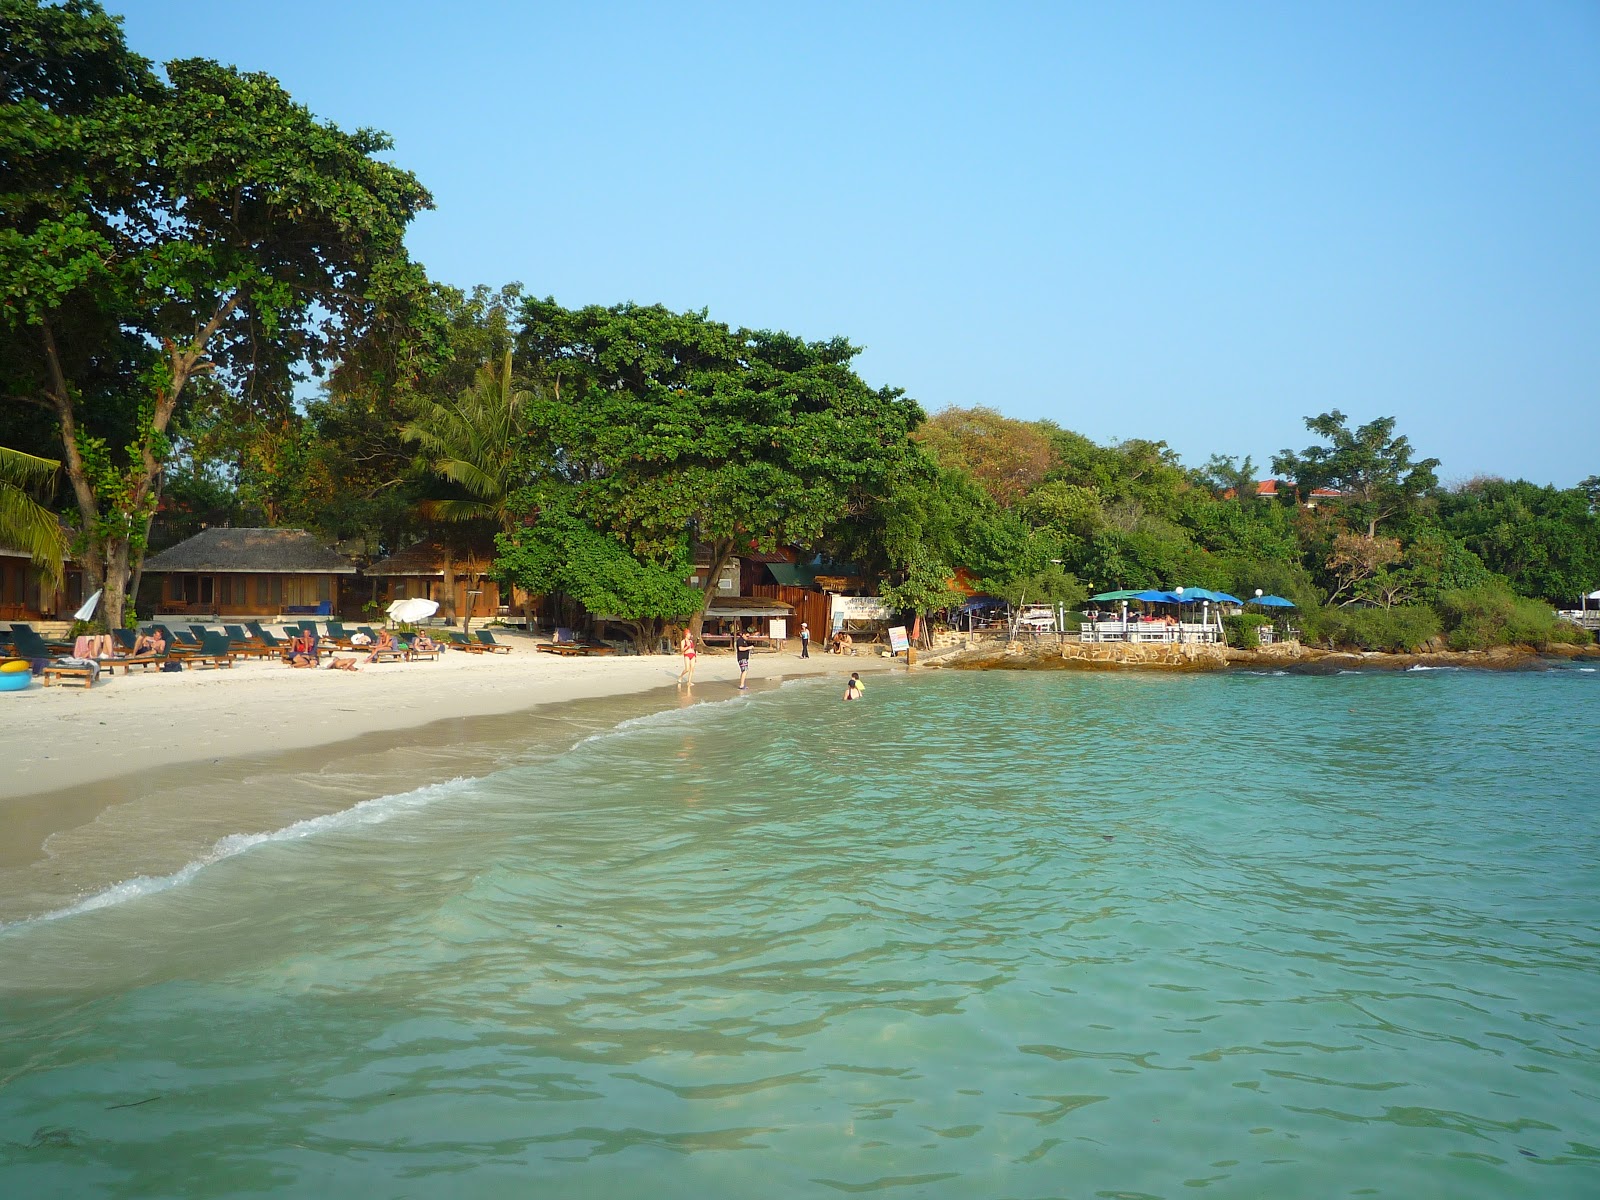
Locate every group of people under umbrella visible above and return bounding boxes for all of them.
[1083,587,1297,642]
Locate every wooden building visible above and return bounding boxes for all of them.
[0,546,83,622]
[141,527,357,617]
[362,537,503,620]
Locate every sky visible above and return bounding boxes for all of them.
[116,1,1599,487]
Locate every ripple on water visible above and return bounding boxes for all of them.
[0,670,1597,1198]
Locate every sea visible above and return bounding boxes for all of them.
[1,666,1597,1198]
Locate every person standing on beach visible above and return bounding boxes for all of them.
[678,629,697,685]
[799,621,810,658]
[734,628,753,690]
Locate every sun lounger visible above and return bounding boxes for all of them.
[446,632,491,653]
[474,630,512,653]
[42,661,98,688]
[183,630,237,668]
[245,621,286,649]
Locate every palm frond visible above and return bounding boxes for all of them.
[0,446,67,590]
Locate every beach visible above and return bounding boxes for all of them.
[0,635,889,924]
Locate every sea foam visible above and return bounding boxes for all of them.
[4,776,475,932]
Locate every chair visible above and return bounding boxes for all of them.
[326,621,352,645]
[9,622,71,653]
[187,623,213,643]
[246,621,285,649]
[191,630,237,667]
[156,624,202,649]
[446,632,491,653]
[474,630,512,653]
[298,621,322,639]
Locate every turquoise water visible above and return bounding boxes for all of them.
[2,667,1598,1197]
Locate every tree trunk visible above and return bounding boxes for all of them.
[38,298,238,629]
[687,538,736,638]
[440,549,456,625]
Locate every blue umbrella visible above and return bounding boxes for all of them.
[1211,591,1244,605]
[1250,594,1296,608]
[1131,589,1180,603]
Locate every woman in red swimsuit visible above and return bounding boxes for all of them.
[678,630,697,684]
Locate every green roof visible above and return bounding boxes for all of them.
[768,562,818,588]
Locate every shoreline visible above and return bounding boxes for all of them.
[939,638,1600,673]
[0,638,892,924]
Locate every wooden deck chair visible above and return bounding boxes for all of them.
[446,632,490,653]
[474,630,512,653]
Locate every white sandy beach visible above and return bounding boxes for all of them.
[1,634,890,800]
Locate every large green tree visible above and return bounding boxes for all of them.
[516,300,924,634]
[1,1,430,624]
[1273,411,1440,538]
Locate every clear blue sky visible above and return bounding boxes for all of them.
[118,1,1599,487]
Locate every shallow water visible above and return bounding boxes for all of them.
[1,668,1597,1197]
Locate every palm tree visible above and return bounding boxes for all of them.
[0,446,67,591]
[402,350,531,629]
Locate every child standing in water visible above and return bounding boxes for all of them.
[844,672,863,701]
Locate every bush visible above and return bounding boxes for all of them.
[1222,612,1272,648]
[69,618,107,637]
[1434,583,1590,650]
[1316,605,1441,653]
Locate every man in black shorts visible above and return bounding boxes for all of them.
[735,628,753,690]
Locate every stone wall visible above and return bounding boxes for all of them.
[1057,641,1232,670]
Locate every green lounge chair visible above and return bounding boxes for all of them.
[191,630,237,667]
[474,630,512,653]
[246,621,286,648]
[446,632,490,653]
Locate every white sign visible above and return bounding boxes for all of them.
[769,618,787,641]
[888,625,910,653]
[830,595,891,623]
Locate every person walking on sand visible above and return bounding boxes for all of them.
[799,621,810,658]
[844,672,864,701]
[678,629,698,684]
[735,628,753,690]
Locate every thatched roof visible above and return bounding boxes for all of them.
[142,528,357,574]
[364,536,496,577]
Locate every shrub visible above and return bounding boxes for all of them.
[1223,612,1272,648]
[1435,583,1589,650]
[1317,605,1441,653]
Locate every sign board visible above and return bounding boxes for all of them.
[888,625,910,654]
[830,595,891,624]
[769,618,786,641]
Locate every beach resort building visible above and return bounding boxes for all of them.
[362,536,503,621]
[0,546,83,622]
[140,527,358,619]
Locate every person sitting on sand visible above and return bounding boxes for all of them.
[844,672,864,701]
[366,629,396,663]
[288,631,318,668]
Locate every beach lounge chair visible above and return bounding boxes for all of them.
[100,629,170,673]
[188,630,237,668]
[446,631,491,653]
[155,624,202,650]
[246,621,287,649]
[187,623,214,643]
[298,621,323,640]
[8,622,72,653]
[6,627,100,686]
[474,630,512,653]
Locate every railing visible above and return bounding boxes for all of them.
[1079,621,1221,644]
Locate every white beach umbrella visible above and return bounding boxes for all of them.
[74,589,102,622]
[387,597,440,624]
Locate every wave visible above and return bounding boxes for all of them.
[1407,665,1461,672]
[2,777,476,933]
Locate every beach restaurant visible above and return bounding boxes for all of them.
[1079,587,1240,644]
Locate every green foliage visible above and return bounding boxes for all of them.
[1433,583,1589,651]
[1309,605,1442,653]
[0,444,67,586]
[516,300,922,624]
[494,489,701,650]
[1222,612,1272,649]
[876,553,967,618]
[1434,479,1600,603]
[1273,410,1440,537]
